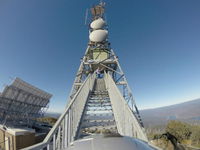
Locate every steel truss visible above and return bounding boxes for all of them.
[22,2,149,150]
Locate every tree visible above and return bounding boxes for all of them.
[166,120,192,142]
[191,125,200,146]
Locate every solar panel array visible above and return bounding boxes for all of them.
[0,77,52,127]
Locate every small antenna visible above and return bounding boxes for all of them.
[100,0,105,7]
[9,76,15,83]
[84,8,88,25]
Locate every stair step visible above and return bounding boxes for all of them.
[89,98,109,101]
[84,113,114,117]
[81,125,117,132]
[81,121,116,128]
[83,119,115,123]
[86,108,112,111]
[83,116,115,121]
[77,78,118,139]
[86,103,111,107]
[89,96,109,99]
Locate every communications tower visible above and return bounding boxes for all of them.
[24,2,159,150]
[71,2,144,126]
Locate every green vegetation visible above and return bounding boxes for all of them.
[190,125,200,147]
[37,117,57,126]
[166,120,192,142]
[148,120,200,149]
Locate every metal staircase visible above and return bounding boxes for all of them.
[23,73,149,150]
[77,78,117,139]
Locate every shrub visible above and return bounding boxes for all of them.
[166,120,192,142]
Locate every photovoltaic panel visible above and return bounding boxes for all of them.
[0,77,52,126]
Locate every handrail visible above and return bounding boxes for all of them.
[22,73,95,150]
[23,72,148,150]
[104,72,148,142]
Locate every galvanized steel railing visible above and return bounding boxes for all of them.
[104,72,148,142]
[22,72,148,150]
[22,74,95,150]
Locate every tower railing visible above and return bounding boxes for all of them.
[104,72,148,142]
[23,72,148,150]
[22,73,95,150]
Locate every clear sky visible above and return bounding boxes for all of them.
[0,0,200,113]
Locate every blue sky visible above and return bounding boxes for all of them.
[0,0,200,113]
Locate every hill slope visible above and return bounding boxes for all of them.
[140,98,200,127]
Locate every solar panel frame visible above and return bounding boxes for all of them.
[0,77,52,126]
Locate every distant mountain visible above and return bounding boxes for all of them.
[43,99,200,127]
[44,112,61,118]
[140,98,200,128]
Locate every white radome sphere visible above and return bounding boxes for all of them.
[89,29,108,42]
[90,18,106,29]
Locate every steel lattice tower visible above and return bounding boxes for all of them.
[22,2,159,150]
